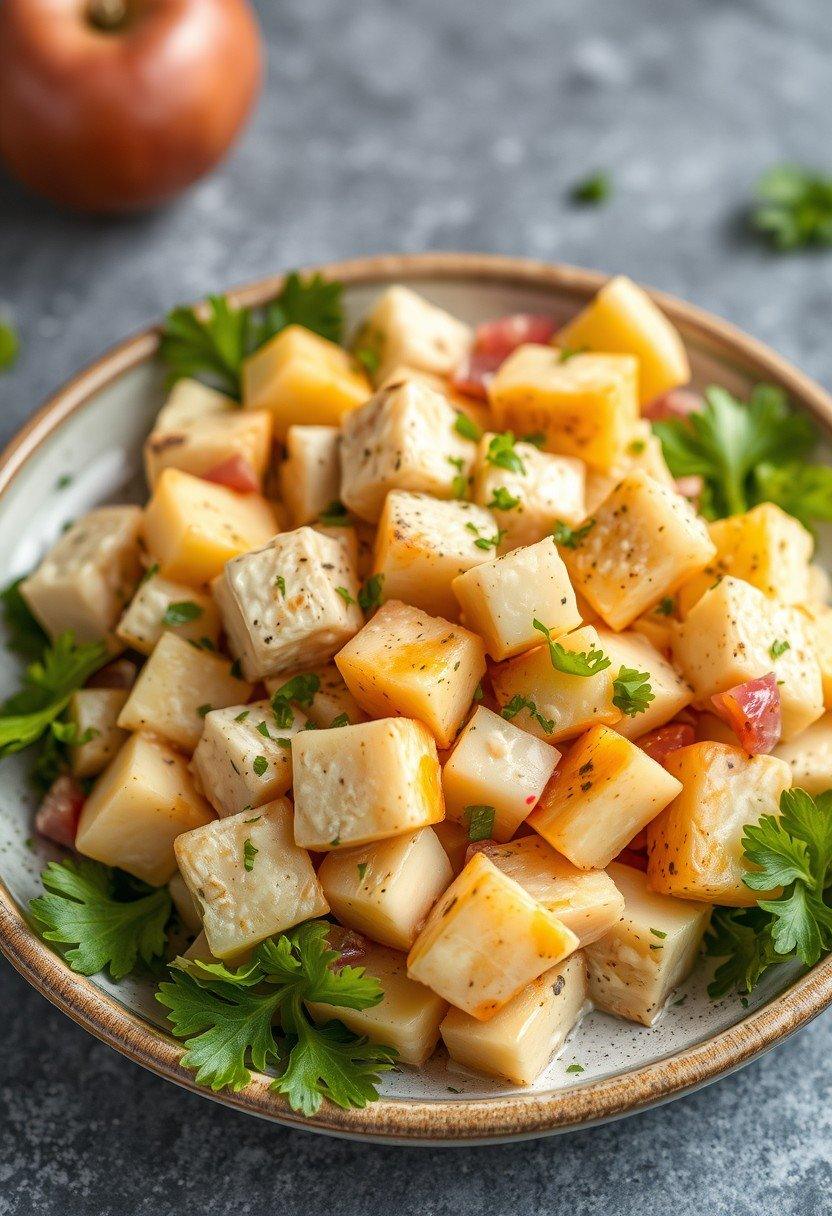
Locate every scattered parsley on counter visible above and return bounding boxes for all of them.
[750,165,832,251]
[570,172,611,205]
[612,667,655,718]
[0,320,19,371]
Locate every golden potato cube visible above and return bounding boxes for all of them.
[280,425,341,527]
[671,576,823,740]
[264,662,367,728]
[630,607,675,656]
[529,725,682,870]
[452,538,581,661]
[175,798,328,960]
[473,835,624,946]
[242,324,370,438]
[585,862,711,1025]
[117,632,252,754]
[407,851,579,1020]
[596,628,692,739]
[490,624,621,744]
[471,434,586,549]
[373,491,498,619]
[68,688,129,779]
[563,471,716,630]
[432,819,470,874]
[75,732,213,885]
[442,706,561,841]
[154,378,235,431]
[774,713,832,794]
[143,468,277,587]
[292,717,444,851]
[144,409,273,489]
[557,275,691,405]
[318,827,452,950]
[647,742,792,905]
[116,573,221,656]
[354,285,472,385]
[440,952,587,1085]
[168,870,202,934]
[488,344,639,471]
[335,600,485,748]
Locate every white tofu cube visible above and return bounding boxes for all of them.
[21,506,143,642]
[471,434,586,550]
[213,526,363,681]
[355,285,472,385]
[68,688,129,779]
[773,713,832,795]
[154,378,235,431]
[596,628,692,740]
[442,706,561,841]
[116,574,221,656]
[280,425,341,527]
[264,663,367,728]
[175,799,328,959]
[292,717,445,850]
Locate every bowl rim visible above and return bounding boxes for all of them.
[1,250,831,1145]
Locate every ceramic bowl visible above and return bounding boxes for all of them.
[1,253,831,1145]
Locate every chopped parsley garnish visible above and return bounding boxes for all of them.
[447,455,469,500]
[354,346,380,376]
[0,320,19,371]
[275,575,286,597]
[274,673,320,709]
[558,346,588,363]
[501,694,555,735]
[565,1063,586,1074]
[275,737,293,750]
[140,563,160,586]
[257,720,272,738]
[243,839,258,872]
[163,600,203,627]
[357,862,368,882]
[463,805,496,841]
[751,165,832,251]
[330,713,350,728]
[486,432,525,475]
[335,586,356,606]
[1,577,48,660]
[197,704,213,718]
[649,927,668,940]
[533,619,610,677]
[252,756,269,777]
[656,596,676,617]
[318,501,351,527]
[520,432,546,448]
[612,667,655,718]
[551,518,596,549]
[55,474,73,490]
[473,531,505,552]
[770,639,791,659]
[488,487,521,511]
[570,171,610,205]
[454,412,483,442]
[358,574,384,613]
[235,710,250,723]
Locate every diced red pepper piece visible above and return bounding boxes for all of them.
[643,388,704,421]
[635,722,696,766]
[710,673,781,755]
[202,455,260,494]
[34,775,85,848]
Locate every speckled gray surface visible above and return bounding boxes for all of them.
[2,0,832,1208]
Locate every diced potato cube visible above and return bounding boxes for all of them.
[557,275,691,405]
[154,378,235,431]
[452,538,581,661]
[407,852,578,1020]
[470,434,586,550]
[440,952,587,1085]
[490,625,620,744]
[143,468,277,587]
[68,688,129,779]
[307,936,447,1066]
[168,870,202,933]
[646,742,792,905]
[596,628,692,739]
[585,862,711,1025]
[175,798,328,959]
[335,600,485,748]
[213,527,362,681]
[242,324,370,437]
[630,607,675,656]
[116,574,221,655]
[313,521,360,570]
[529,725,682,870]
[280,425,341,527]
[432,819,470,874]
[117,632,252,753]
[773,713,832,794]
[318,828,452,950]
[442,706,560,841]
[488,344,639,471]
[340,379,477,523]
[801,602,832,709]
[144,409,273,489]
[264,662,367,728]
[563,472,716,630]
[354,286,472,385]
[21,506,143,642]
[625,419,675,486]
[373,492,498,619]
[75,732,213,885]
[190,699,308,818]
[671,576,823,740]
[292,717,444,850]
[474,836,624,946]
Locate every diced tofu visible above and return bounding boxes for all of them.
[213,527,362,681]
[773,713,832,794]
[490,625,620,744]
[168,870,202,933]
[264,662,367,728]
[339,379,477,523]
[563,472,716,630]
[671,576,823,740]
[528,725,682,870]
[440,952,587,1085]
[557,275,691,405]
[318,828,452,950]
[117,632,252,754]
[354,286,472,385]
[442,706,560,841]
[373,492,498,619]
[473,836,624,946]
[175,799,328,959]
[432,819,470,874]
[242,324,371,437]
[21,506,143,642]
[470,434,586,550]
[646,742,792,905]
[292,717,444,850]
[67,688,129,779]
[307,936,447,1066]
[584,862,711,1025]
[154,378,235,431]
[596,628,692,739]
[75,732,213,885]
[452,538,581,661]
[407,851,579,1020]
[190,699,308,818]
[488,345,639,471]
[280,425,341,527]
[143,468,277,586]
[335,600,485,748]
[144,409,273,489]
[116,574,221,655]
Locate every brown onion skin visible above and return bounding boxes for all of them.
[0,0,263,214]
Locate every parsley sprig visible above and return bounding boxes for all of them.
[751,166,832,251]
[501,694,555,734]
[612,667,655,718]
[533,620,610,677]
[552,519,596,549]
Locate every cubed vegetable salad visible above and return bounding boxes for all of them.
[9,272,832,1116]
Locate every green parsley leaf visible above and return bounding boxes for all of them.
[140,563,160,586]
[252,756,269,777]
[558,346,588,363]
[463,805,496,841]
[274,1014,395,1117]
[275,575,286,597]
[330,713,350,728]
[259,272,344,346]
[318,500,351,527]
[752,461,832,534]
[358,574,384,613]
[275,737,293,750]
[474,531,505,552]
[163,601,203,627]
[357,862,368,881]
[354,347,381,376]
[447,456,469,500]
[612,666,655,718]
[1,577,48,660]
[770,639,791,659]
[0,320,19,371]
[274,673,320,709]
[570,172,610,205]
[235,710,250,723]
[751,166,832,251]
[500,694,555,735]
[335,586,356,606]
[486,432,525,475]
[551,518,596,549]
[454,412,483,442]
[656,596,676,617]
[488,487,521,511]
[565,1063,586,1074]
[243,839,258,872]
[520,432,546,448]
[257,720,272,738]
[533,619,610,677]
[55,474,73,490]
